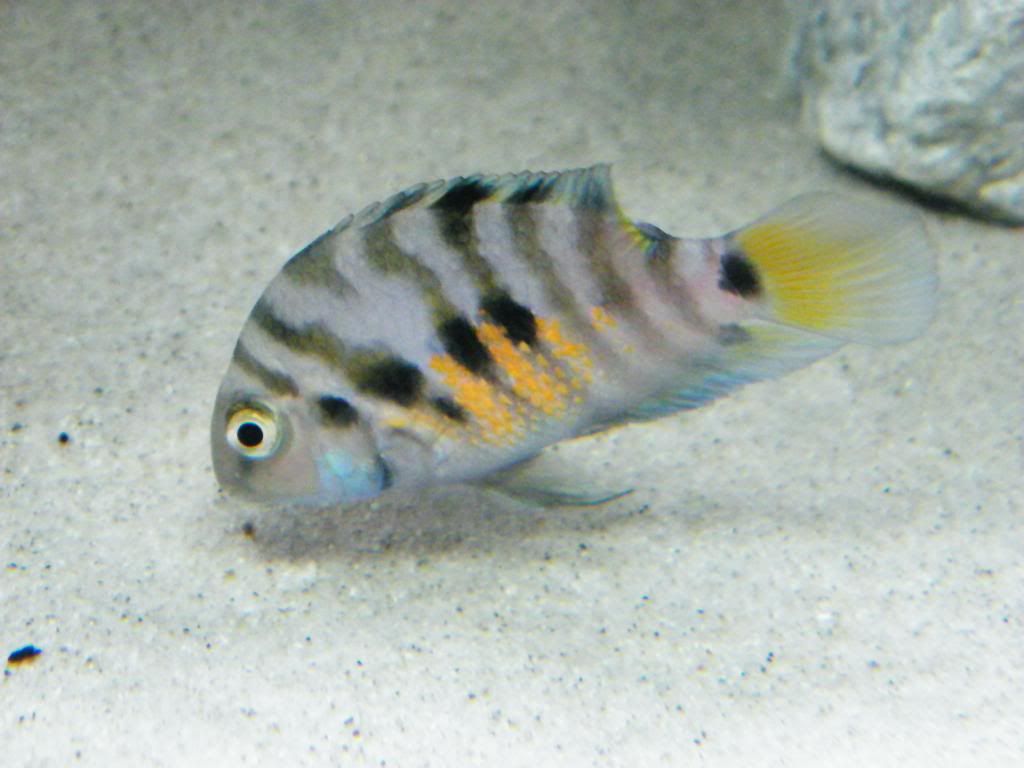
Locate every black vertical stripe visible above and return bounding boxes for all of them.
[503,205,581,317]
[431,396,467,422]
[481,291,537,346]
[430,177,499,291]
[438,315,492,374]
[232,341,300,397]
[317,394,359,427]
[575,207,637,311]
[281,230,354,298]
[362,220,455,320]
[432,177,495,215]
[641,232,705,327]
[250,298,349,373]
[352,356,424,406]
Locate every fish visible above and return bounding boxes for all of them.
[210,165,937,506]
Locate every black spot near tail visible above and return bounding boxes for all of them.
[481,291,537,346]
[719,253,761,298]
[439,315,492,374]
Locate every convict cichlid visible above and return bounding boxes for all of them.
[211,165,936,506]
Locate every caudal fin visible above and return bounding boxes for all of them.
[732,193,938,344]
[622,193,938,424]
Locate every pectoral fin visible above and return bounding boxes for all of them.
[481,452,633,507]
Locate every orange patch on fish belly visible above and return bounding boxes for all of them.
[428,317,595,444]
[536,317,593,383]
[428,354,524,444]
[478,323,571,417]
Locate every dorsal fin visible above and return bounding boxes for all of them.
[331,165,619,235]
[347,179,448,230]
[484,164,617,210]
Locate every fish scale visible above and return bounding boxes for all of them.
[211,165,937,506]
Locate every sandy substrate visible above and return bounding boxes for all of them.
[2,2,1021,765]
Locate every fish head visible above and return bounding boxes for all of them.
[210,371,391,506]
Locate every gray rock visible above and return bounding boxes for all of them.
[788,0,1024,223]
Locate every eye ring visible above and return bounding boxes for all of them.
[225,405,282,460]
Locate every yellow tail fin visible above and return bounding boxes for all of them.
[734,193,938,344]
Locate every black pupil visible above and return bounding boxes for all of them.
[236,421,264,448]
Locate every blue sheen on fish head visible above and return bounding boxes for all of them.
[210,372,390,506]
[317,450,391,503]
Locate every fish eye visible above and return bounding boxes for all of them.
[225,405,281,459]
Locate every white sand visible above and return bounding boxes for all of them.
[2,2,1021,765]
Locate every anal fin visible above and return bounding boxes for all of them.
[626,322,842,422]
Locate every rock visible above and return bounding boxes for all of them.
[788,0,1024,224]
